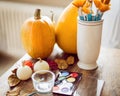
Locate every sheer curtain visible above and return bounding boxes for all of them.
[102,0,120,48]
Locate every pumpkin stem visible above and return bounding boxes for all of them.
[38,57,42,62]
[50,10,54,22]
[34,9,41,20]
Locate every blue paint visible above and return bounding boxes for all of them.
[61,71,69,76]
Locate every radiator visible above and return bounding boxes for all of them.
[0,2,34,56]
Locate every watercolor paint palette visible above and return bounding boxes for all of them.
[53,70,82,95]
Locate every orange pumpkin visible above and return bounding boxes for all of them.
[55,0,86,54]
[21,9,55,59]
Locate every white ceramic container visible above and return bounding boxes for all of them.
[77,19,103,70]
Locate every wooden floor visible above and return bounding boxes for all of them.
[0,52,20,76]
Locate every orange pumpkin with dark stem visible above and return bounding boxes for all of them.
[21,9,55,59]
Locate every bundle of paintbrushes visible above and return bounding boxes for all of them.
[79,0,111,21]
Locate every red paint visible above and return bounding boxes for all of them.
[70,72,78,78]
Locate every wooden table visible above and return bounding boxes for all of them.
[0,45,120,96]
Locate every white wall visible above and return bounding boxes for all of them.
[102,0,120,48]
[5,0,72,7]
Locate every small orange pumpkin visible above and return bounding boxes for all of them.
[21,9,55,59]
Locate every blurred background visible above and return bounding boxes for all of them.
[0,0,120,75]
